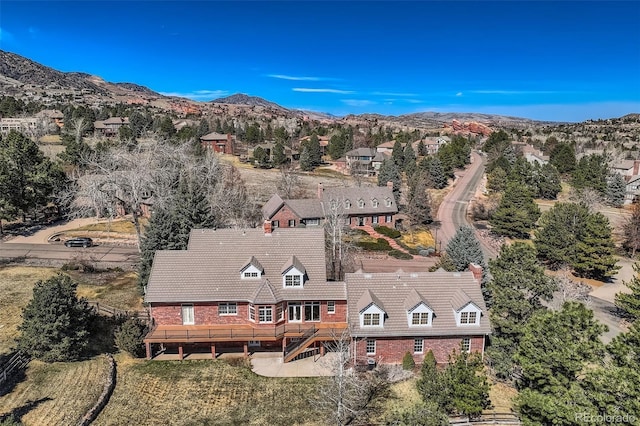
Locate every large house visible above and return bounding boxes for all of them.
[262,183,399,229]
[143,225,490,365]
[200,132,236,154]
[94,117,130,137]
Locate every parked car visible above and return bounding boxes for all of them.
[64,237,94,248]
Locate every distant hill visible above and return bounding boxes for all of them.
[212,93,285,110]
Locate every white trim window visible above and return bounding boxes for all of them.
[385,198,392,207]
[344,200,351,209]
[284,274,302,287]
[363,313,381,326]
[288,219,296,227]
[249,304,256,321]
[386,215,392,223]
[372,198,379,208]
[461,337,471,353]
[358,199,365,208]
[305,218,320,226]
[305,301,321,322]
[219,302,237,315]
[456,303,482,326]
[414,338,424,354]
[372,215,378,224]
[258,306,273,323]
[327,301,336,314]
[408,303,432,326]
[460,311,477,324]
[366,339,376,355]
[181,304,195,325]
[276,304,284,321]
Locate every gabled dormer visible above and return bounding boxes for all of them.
[357,198,365,208]
[451,288,482,326]
[281,255,306,288]
[357,290,385,327]
[404,288,433,326]
[385,197,392,207]
[240,256,264,279]
[372,198,379,208]
[344,199,351,209]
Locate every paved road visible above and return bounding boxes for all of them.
[0,242,139,263]
[436,151,496,259]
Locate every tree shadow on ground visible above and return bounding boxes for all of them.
[0,397,52,423]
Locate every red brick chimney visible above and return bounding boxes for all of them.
[468,263,483,283]
[386,181,393,190]
[318,182,324,199]
[263,220,272,235]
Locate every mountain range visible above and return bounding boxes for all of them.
[0,49,561,129]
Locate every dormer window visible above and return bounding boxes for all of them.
[385,197,392,207]
[405,290,433,327]
[460,311,477,324]
[244,271,259,279]
[358,290,385,327]
[358,198,365,208]
[455,304,481,326]
[344,200,351,209]
[240,256,263,279]
[363,313,381,326]
[372,198,378,208]
[282,255,306,288]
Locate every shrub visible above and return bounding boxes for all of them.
[389,250,413,260]
[357,238,392,251]
[402,351,415,370]
[114,318,148,357]
[374,226,401,239]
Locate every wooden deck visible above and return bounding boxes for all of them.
[144,322,348,344]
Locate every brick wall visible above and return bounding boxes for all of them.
[270,205,302,228]
[348,214,395,228]
[352,335,485,365]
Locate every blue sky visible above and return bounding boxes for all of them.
[1,1,639,122]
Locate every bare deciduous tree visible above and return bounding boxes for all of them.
[323,198,356,281]
[552,269,592,309]
[276,165,301,198]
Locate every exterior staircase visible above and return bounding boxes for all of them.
[283,327,320,362]
[360,225,410,254]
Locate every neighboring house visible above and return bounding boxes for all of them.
[262,183,398,229]
[521,145,549,165]
[346,266,489,365]
[143,225,490,365]
[612,159,640,180]
[247,142,298,163]
[0,117,37,134]
[625,175,640,204]
[420,136,449,155]
[345,148,377,176]
[200,132,236,154]
[143,226,348,361]
[94,117,130,137]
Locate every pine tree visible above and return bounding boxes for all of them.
[445,226,485,272]
[444,351,491,417]
[623,201,640,257]
[173,176,217,244]
[308,134,322,166]
[615,264,640,321]
[403,142,417,177]
[573,212,619,280]
[428,157,448,189]
[486,166,508,193]
[327,134,345,160]
[549,143,576,174]
[406,174,432,226]
[490,182,540,239]
[377,159,401,201]
[417,351,448,408]
[299,146,313,171]
[272,140,286,166]
[18,274,92,362]
[138,204,180,289]
[606,172,626,207]
[416,140,427,157]
[535,162,562,199]
[391,140,404,167]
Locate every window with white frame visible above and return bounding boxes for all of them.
[276,304,284,321]
[358,199,365,208]
[284,274,302,287]
[181,304,194,325]
[363,313,381,326]
[258,306,273,323]
[372,198,379,208]
[386,215,392,222]
[305,218,320,226]
[412,312,429,325]
[272,220,279,228]
[366,339,376,355]
[288,219,296,227]
[327,301,335,314]
[243,271,259,279]
[414,338,424,354]
[460,311,478,324]
[249,304,256,321]
[219,302,237,315]
[461,337,471,353]
[372,215,378,224]
[385,198,392,207]
[344,200,351,209]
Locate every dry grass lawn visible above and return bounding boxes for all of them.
[74,271,143,310]
[94,355,323,425]
[400,228,435,249]
[0,267,59,354]
[73,220,140,234]
[487,381,518,413]
[0,356,111,426]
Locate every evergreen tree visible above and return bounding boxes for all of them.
[573,212,619,280]
[308,134,322,166]
[444,351,491,417]
[252,146,268,167]
[486,166,508,193]
[445,226,485,273]
[406,174,432,226]
[114,318,148,358]
[606,172,626,207]
[487,243,557,379]
[403,143,417,177]
[197,119,210,138]
[535,162,562,199]
[377,159,401,202]
[391,140,404,167]
[426,157,448,189]
[623,201,640,257]
[615,263,640,321]
[299,146,313,171]
[158,115,176,140]
[534,202,590,270]
[490,182,540,239]
[327,134,345,160]
[417,351,448,409]
[549,143,576,174]
[416,140,427,156]
[18,274,92,362]
[272,140,286,166]
[173,176,217,244]
[138,204,181,289]
[58,131,93,167]
[572,153,609,194]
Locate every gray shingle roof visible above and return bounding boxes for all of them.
[200,132,230,141]
[146,228,345,303]
[345,147,376,158]
[262,194,285,220]
[346,270,491,337]
[240,256,263,273]
[357,289,385,313]
[322,186,398,215]
[285,199,324,219]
